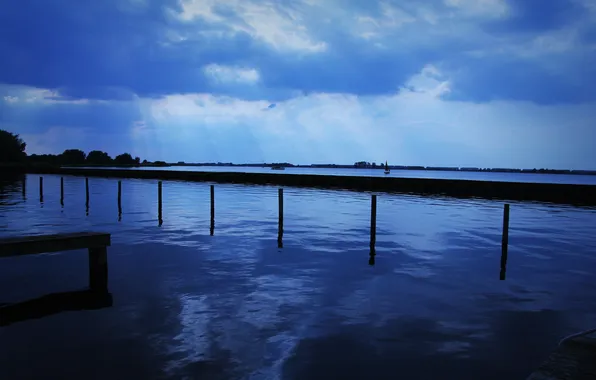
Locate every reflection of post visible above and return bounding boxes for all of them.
[210,185,215,235]
[158,181,163,225]
[39,177,43,203]
[370,194,377,254]
[500,203,510,280]
[60,177,64,206]
[88,247,108,293]
[85,178,90,207]
[278,188,284,246]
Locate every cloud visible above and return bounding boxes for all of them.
[444,0,509,18]
[176,0,327,53]
[203,64,260,84]
[3,64,595,169]
[484,0,583,33]
[122,66,595,168]
[3,96,18,104]
[1,0,595,169]
[0,86,93,105]
[0,84,142,135]
[354,3,416,40]
[0,0,594,105]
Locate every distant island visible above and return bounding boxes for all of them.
[1,129,595,176]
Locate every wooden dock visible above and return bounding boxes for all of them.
[527,334,596,380]
[0,232,111,292]
[23,166,596,206]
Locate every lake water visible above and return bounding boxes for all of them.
[69,166,596,185]
[1,174,596,380]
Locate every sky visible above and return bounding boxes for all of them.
[0,0,595,169]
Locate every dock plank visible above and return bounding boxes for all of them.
[0,232,111,257]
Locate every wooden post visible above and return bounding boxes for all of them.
[278,188,284,245]
[370,194,377,254]
[60,177,64,206]
[210,185,215,235]
[500,203,510,280]
[22,176,26,199]
[117,181,122,213]
[88,247,108,293]
[85,177,89,206]
[158,181,163,225]
[39,177,43,202]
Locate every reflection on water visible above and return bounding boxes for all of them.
[1,175,596,379]
[0,289,113,327]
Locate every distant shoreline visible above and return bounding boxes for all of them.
[159,163,596,176]
[2,162,595,176]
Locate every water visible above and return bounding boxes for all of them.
[68,166,596,185]
[1,174,596,379]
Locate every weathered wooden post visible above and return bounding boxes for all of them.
[117,181,122,213]
[117,181,122,221]
[370,194,377,254]
[88,246,108,293]
[278,188,284,245]
[500,203,510,280]
[158,181,163,225]
[210,185,215,235]
[85,178,90,206]
[60,177,64,206]
[39,177,43,202]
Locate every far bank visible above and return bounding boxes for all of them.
[10,166,596,206]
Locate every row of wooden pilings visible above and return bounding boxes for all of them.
[32,176,511,278]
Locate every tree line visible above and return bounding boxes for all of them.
[0,129,143,166]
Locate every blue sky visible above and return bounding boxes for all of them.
[1,0,595,169]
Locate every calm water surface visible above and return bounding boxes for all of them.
[1,174,596,379]
[70,165,596,185]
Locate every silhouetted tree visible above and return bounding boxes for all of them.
[0,129,27,163]
[114,153,135,165]
[60,149,86,165]
[134,156,141,165]
[86,150,112,165]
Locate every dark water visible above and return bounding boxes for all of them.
[69,166,596,185]
[1,174,596,380]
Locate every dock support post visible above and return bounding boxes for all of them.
[60,177,64,206]
[210,185,215,235]
[85,178,89,206]
[117,181,122,220]
[88,247,108,293]
[500,203,510,280]
[370,194,377,256]
[39,177,43,202]
[278,188,284,247]
[22,176,26,199]
[158,181,163,225]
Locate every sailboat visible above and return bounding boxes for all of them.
[384,161,390,175]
